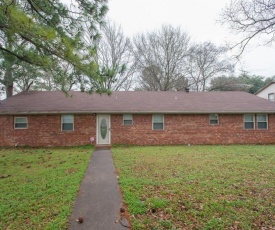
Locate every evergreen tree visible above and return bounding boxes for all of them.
[0,0,108,97]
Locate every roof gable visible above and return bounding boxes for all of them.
[255,81,275,95]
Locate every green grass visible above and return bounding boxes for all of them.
[113,145,275,229]
[0,146,92,230]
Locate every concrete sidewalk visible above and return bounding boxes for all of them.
[68,150,130,230]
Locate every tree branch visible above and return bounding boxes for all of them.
[0,46,43,66]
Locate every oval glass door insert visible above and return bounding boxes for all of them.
[100,119,107,139]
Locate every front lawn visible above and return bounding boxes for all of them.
[0,146,92,230]
[113,145,275,229]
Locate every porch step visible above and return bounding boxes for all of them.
[95,144,112,150]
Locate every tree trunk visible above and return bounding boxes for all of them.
[3,33,15,98]
[4,68,13,98]
[6,83,13,98]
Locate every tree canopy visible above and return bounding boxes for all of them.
[1,0,273,97]
[0,0,108,97]
[209,73,275,93]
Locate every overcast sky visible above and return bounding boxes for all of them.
[107,0,275,77]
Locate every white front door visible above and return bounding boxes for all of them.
[97,115,111,145]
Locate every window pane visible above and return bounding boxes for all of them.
[123,114,133,125]
[244,122,254,129]
[209,114,218,125]
[244,114,254,122]
[153,123,163,130]
[210,120,218,125]
[258,122,267,129]
[15,123,27,128]
[153,115,163,123]
[62,115,74,131]
[123,114,132,120]
[124,120,132,125]
[62,115,73,123]
[62,123,73,131]
[14,117,27,129]
[257,114,267,122]
[209,114,218,120]
[268,93,274,101]
[15,117,27,123]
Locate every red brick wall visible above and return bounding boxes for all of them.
[1,114,275,147]
[111,114,275,145]
[0,114,96,147]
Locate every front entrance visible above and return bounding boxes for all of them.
[97,115,111,145]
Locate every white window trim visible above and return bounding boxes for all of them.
[209,114,219,125]
[61,115,74,131]
[244,114,255,130]
[14,117,28,129]
[152,114,164,130]
[123,114,133,125]
[257,114,268,130]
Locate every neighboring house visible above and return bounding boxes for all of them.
[0,85,5,101]
[0,91,275,147]
[255,81,275,101]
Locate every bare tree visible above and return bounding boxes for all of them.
[133,25,190,91]
[84,19,135,91]
[220,0,275,56]
[185,42,234,91]
[137,65,162,91]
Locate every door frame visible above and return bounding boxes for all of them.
[96,114,111,145]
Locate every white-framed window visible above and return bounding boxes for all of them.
[244,114,255,129]
[152,114,164,130]
[268,93,274,101]
[123,114,133,125]
[14,117,28,129]
[209,114,219,125]
[61,115,74,131]
[257,114,268,130]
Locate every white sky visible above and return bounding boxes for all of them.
[107,0,275,77]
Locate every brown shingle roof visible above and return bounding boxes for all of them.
[0,90,275,115]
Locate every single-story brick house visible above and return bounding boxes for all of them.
[0,90,275,147]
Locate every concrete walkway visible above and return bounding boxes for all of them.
[68,150,130,230]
